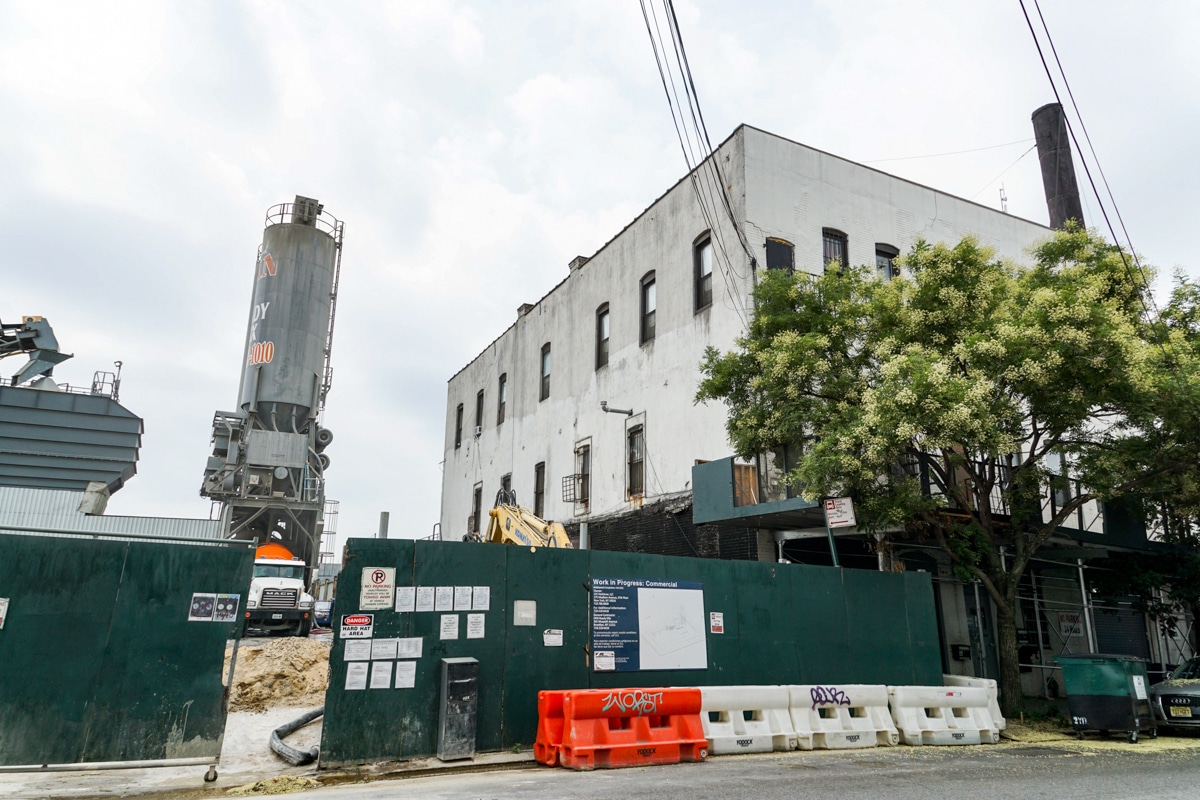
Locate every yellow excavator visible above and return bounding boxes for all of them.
[465,489,573,548]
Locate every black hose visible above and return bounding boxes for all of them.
[269,706,324,766]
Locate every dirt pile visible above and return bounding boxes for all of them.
[227,776,321,795]
[226,638,331,713]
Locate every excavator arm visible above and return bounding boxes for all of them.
[466,489,574,548]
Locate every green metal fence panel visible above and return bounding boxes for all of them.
[0,532,252,767]
[789,564,851,684]
[499,545,591,749]
[319,539,942,766]
[321,538,415,766]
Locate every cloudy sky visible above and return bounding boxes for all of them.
[2,0,1195,549]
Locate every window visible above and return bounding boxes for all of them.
[627,425,645,498]
[470,483,482,534]
[539,343,551,401]
[765,238,794,272]
[454,403,463,449]
[497,373,507,424]
[576,444,591,507]
[694,236,713,310]
[501,473,511,496]
[822,229,848,273]
[596,304,610,369]
[474,389,484,434]
[640,272,656,344]
[876,244,899,280]
[534,462,546,517]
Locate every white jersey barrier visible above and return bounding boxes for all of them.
[788,685,899,750]
[888,686,999,746]
[942,675,1006,730]
[699,685,798,754]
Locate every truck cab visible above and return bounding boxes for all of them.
[245,543,315,636]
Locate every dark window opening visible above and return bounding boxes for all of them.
[454,403,463,449]
[577,445,591,507]
[640,272,656,344]
[765,238,794,272]
[474,389,484,434]
[627,425,645,498]
[470,484,482,534]
[497,373,507,424]
[596,304,610,369]
[876,244,899,280]
[822,229,848,273]
[501,472,512,499]
[695,236,713,310]
[539,343,551,401]
[534,462,546,517]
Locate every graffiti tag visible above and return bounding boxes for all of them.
[601,690,664,716]
[810,686,853,711]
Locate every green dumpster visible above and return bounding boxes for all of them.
[1055,653,1156,743]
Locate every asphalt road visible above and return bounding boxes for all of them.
[310,745,1200,800]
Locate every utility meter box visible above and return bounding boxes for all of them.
[437,657,479,761]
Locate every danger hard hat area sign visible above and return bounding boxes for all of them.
[341,614,374,639]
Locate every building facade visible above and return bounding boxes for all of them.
[440,125,1051,542]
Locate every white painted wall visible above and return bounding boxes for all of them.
[439,126,1051,539]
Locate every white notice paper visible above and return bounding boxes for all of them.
[370,661,393,689]
[440,614,460,640]
[594,651,615,671]
[395,586,416,613]
[0,598,9,630]
[371,638,399,660]
[435,586,454,611]
[395,661,417,689]
[345,662,369,690]
[454,586,473,611]
[416,586,435,612]
[1133,675,1148,700]
[344,640,372,661]
[472,586,490,611]
[467,613,485,639]
[396,637,423,659]
[513,600,537,626]
[543,629,563,647]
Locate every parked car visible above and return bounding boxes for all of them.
[1150,657,1200,729]
[314,600,334,629]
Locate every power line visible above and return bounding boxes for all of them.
[1017,0,1161,327]
[865,138,1036,164]
[970,144,1037,201]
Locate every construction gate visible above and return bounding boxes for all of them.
[0,530,253,772]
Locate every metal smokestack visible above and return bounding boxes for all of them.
[1031,103,1085,230]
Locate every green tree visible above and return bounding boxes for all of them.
[698,228,1199,715]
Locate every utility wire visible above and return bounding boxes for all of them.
[639,0,752,328]
[970,144,1037,201]
[1030,0,1157,314]
[866,138,1036,164]
[1017,0,1161,328]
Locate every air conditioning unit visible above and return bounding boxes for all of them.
[473,425,482,438]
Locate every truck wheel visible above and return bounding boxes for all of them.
[298,618,312,637]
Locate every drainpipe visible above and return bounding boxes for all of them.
[1078,559,1097,652]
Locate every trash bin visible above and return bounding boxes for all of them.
[1055,653,1156,742]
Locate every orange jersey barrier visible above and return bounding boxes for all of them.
[553,688,708,771]
[534,690,568,766]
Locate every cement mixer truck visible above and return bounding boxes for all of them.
[244,542,315,637]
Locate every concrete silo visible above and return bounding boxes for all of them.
[201,196,344,572]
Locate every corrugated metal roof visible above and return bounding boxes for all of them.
[0,487,223,539]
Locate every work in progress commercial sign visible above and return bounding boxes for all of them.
[591,577,707,672]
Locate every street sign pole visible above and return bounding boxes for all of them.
[823,503,840,568]
[822,497,857,568]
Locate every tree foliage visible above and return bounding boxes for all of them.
[697,228,1200,714]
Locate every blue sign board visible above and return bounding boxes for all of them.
[591,577,706,672]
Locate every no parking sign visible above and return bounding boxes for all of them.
[360,567,395,610]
